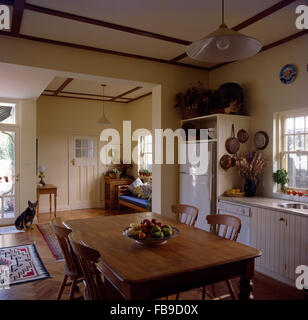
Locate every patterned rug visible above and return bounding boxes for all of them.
[0,243,50,286]
[36,224,64,261]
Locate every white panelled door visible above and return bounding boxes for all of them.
[69,136,99,209]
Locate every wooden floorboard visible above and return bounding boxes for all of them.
[0,208,306,300]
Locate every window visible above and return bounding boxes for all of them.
[280,113,308,189]
[138,134,152,172]
[75,139,94,158]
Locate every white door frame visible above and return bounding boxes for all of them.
[0,125,20,226]
[68,134,100,210]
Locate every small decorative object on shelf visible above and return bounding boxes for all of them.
[38,165,46,186]
[273,169,289,193]
[236,152,265,197]
[217,82,243,115]
[280,64,296,84]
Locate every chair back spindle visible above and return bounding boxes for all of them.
[207,214,241,241]
[171,204,199,227]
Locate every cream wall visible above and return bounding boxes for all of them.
[125,94,152,177]
[210,35,308,197]
[0,35,209,218]
[37,95,137,211]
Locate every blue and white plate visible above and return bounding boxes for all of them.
[280,64,296,84]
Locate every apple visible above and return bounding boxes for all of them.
[151,219,157,224]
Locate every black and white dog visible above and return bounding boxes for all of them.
[15,201,38,231]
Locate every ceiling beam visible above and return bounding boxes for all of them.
[24,2,191,46]
[41,94,128,103]
[169,0,298,63]
[109,86,142,102]
[53,78,73,96]
[11,0,25,35]
[0,30,209,71]
[209,29,308,71]
[44,89,132,101]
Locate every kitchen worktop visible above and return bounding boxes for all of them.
[218,196,308,217]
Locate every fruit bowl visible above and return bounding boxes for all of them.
[123,219,180,246]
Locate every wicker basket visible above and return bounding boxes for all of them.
[181,103,207,119]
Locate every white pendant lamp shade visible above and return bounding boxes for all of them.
[97,113,110,125]
[186,1,262,63]
[97,84,110,125]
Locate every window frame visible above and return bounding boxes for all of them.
[277,109,308,191]
[138,134,152,172]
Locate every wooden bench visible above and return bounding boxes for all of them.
[117,185,149,212]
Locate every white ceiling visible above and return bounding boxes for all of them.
[0,0,305,71]
[0,62,55,99]
[43,77,152,102]
[12,0,302,69]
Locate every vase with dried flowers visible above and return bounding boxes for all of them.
[236,152,265,197]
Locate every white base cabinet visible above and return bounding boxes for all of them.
[250,207,308,287]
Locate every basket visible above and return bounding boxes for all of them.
[181,103,207,119]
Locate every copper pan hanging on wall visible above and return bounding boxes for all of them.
[225,124,240,154]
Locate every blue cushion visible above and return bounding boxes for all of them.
[119,195,148,209]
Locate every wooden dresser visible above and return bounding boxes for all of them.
[104,176,133,210]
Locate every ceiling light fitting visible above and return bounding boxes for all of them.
[186,0,262,63]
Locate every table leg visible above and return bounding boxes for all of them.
[238,259,255,300]
[54,193,57,218]
[49,194,52,219]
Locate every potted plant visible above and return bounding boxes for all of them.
[273,169,289,193]
[113,168,122,179]
[236,152,265,197]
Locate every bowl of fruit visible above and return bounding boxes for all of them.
[123,218,180,246]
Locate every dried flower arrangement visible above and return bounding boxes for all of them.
[236,152,265,180]
[174,81,213,119]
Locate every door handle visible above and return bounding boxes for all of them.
[14,174,20,182]
[71,158,76,166]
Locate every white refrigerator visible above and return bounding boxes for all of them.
[179,141,216,231]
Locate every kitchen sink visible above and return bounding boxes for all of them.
[279,203,308,210]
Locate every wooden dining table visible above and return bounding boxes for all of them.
[64,212,261,300]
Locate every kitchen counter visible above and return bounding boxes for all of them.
[218,196,308,217]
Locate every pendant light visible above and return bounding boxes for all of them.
[186,0,262,63]
[97,84,110,125]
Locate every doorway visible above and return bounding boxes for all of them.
[68,135,99,209]
[0,126,20,226]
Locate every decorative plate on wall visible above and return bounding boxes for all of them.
[254,131,269,150]
[279,64,296,84]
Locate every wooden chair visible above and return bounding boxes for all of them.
[68,231,105,300]
[171,204,199,226]
[50,218,84,300]
[171,204,199,300]
[203,214,242,300]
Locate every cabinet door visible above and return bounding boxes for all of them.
[284,214,308,282]
[250,207,287,275]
